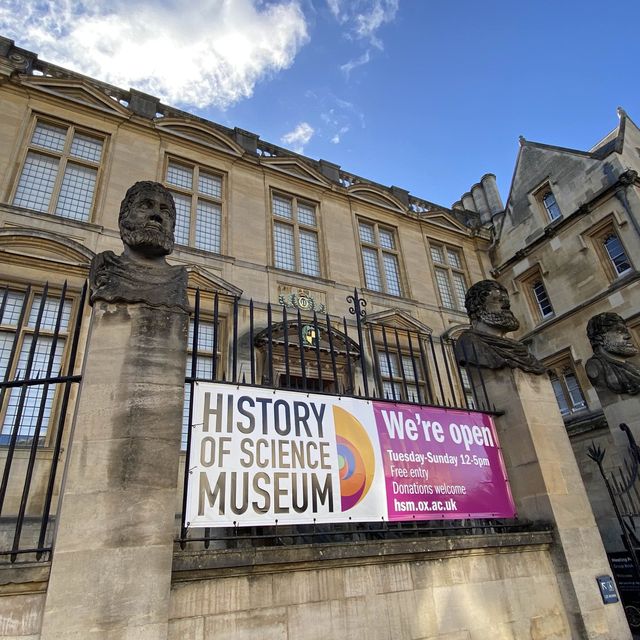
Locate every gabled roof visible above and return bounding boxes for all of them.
[502,109,636,221]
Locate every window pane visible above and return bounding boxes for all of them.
[172,192,191,246]
[1,291,26,327]
[383,253,402,296]
[191,321,216,353]
[532,280,553,317]
[1,336,65,443]
[70,133,103,163]
[542,192,561,221]
[406,384,420,402]
[14,152,59,212]
[378,351,400,377]
[0,331,15,378]
[195,200,221,253]
[452,272,467,311]
[550,377,570,415]
[460,368,476,409]
[447,248,462,269]
[297,203,316,227]
[435,268,454,308]
[28,295,72,331]
[190,355,213,379]
[31,122,66,152]
[198,172,222,199]
[565,373,586,411]
[273,195,292,220]
[299,229,320,276]
[430,246,444,264]
[358,222,375,244]
[382,380,402,400]
[379,228,395,250]
[55,163,97,221]
[166,162,193,190]
[274,222,295,271]
[603,233,631,275]
[401,355,421,382]
[362,247,382,291]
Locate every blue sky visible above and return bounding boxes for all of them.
[3,1,639,207]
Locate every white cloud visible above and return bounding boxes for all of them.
[340,51,370,77]
[331,126,349,144]
[0,0,309,109]
[327,0,398,48]
[281,122,314,153]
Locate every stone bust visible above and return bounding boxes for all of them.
[454,280,545,374]
[585,312,640,395]
[89,181,188,311]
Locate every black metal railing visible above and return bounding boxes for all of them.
[179,288,498,549]
[0,281,86,563]
[589,424,640,570]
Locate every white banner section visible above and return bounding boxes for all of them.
[186,383,386,528]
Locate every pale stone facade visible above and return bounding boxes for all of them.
[481,112,640,553]
[0,37,636,639]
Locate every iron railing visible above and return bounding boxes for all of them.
[179,288,499,549]
[0,281,86,563]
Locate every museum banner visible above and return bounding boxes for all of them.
[186,383,516,527]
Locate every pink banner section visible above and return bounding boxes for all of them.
[373,403,515,521]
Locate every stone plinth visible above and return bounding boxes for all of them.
[40,301,188,640]
[483,367,631,639]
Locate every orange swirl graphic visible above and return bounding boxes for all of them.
[333,406,375,510]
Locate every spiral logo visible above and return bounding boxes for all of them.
[333,406,375,511]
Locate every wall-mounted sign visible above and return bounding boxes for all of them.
[185,384,516,528]
[596,575,619,605]
[608,552,640,628]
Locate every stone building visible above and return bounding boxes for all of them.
[478,112,640,551]
[0,36,635,639]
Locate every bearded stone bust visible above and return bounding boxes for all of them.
[454,280,545,374]
[89,181,188,311]
[585,312,640,395]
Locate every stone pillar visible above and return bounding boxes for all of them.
[40,302,187,640]
[484,368,630,639]
[40,181,189,640]
[455,281,631,638]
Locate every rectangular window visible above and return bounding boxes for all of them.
[358,221,402,296]
[272,194,320,276]
[545,356,587,417]
[377,350,426,403]
[429,243,468,311]
[166,160,223,253]
[531,279,554,318]
[459,367,476,409]
[13,120,104,221]
[0,288,73,445]
[519,268,554,323]
[182,319,217,449]
[591,225,633,280]
[541,190,562,221]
